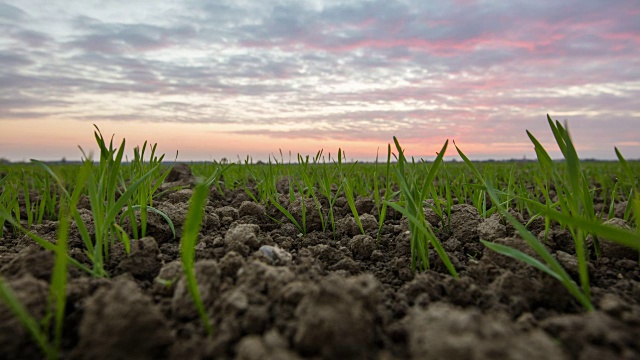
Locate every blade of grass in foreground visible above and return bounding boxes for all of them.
[532,117,594,296]
[0,164,88,360]
[375,144,395,245]
[0,280,54,358]
[521,200,640,249]
[344,176,365,235]
[615,147,639,225]
[455,142,593,310]
[47,190,77,355]
[483,182,593,310]
[46,183,81,357]
[180,183,213,335]
[0,208,92,275]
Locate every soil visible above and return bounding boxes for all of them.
[1,166,640,359]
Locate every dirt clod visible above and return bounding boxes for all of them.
[115,236,162,281]
[405,303,566,360]
[73,276,173,359]
[172,260,221,320]
[0,275,49,359]
[293,274,380,359]
[449,204,481,243]
[349,234,376,260]
[478,212,507,241]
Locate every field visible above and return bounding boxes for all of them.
[1,118,639,359]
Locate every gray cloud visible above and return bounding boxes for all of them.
[0,2,28,23]
[66,17,197,54]
[0,52,34,68]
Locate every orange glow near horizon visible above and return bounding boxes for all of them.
[0,118,555,163]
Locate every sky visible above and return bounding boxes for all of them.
[1,0,639,162]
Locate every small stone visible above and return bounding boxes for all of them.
[259,245,293,266]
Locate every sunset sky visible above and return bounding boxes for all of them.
[1,0,639,162]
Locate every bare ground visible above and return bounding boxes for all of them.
[1,169,639,359]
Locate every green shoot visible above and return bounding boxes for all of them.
[455,141,593,310]
[386,137,458,277]
[180,183,213,335]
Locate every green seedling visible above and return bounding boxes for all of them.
[297,151,326,232]
[373,144,398,244]
[336,149,365,235]
[457,115,640,310]
[180,183,213,335]
[121,141,175,239]
[119,205,177,240]
[385,137,458,277]
[525,116,597,299]
[30,126,164,277]
[456,141,593,310]
[317,157,343,237]
[615,147,639,225]
[0,163,88,359]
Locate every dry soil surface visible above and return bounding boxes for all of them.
[1,166,639,359]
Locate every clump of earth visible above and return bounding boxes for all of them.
[1,166,639,359]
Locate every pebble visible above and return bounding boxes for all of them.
[259,245,293,265]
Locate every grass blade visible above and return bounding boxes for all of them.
[481,240,561,281]
[456,142,593,310]
[180,183,213,335]
[0,280,54,359]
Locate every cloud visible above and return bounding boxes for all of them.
[0,0,638,159]
[66,17,197,54]
[0,2,28,23]
[0,52,34,68]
